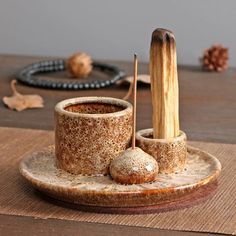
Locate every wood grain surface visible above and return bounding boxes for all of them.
[0,54,236,236]
[150,29,179,138]
[0,55,236,144]
[0,127,235,235]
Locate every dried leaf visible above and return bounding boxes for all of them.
[2,80,44,111]
[123,78,133,100]
[122,74,150,100]
[124,74,150,84]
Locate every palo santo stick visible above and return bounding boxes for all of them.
[150,28,179,139]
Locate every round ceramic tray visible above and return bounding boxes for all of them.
[19,145,221,208]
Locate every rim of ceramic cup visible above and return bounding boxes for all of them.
[136,128,186,143]
[55,96,133,118]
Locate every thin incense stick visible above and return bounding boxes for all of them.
[132,53,138,149]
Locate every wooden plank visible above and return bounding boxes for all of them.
[0,55,236,144]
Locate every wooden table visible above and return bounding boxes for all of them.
[0,54,235,236]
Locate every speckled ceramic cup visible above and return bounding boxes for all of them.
[136,129,187,174]
[55,97,132,175]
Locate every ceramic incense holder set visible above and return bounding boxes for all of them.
[19,29,221,213]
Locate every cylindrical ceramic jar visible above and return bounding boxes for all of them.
[55,97,132,175]
[136,129,187,173]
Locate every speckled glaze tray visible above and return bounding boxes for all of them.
[19,145,221,209]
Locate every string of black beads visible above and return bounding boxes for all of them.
[16,59,126,90]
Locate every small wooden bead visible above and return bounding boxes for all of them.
[67,52,92,78]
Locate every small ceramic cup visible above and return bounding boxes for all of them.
[55,97,132,175]
[136,129,187,174]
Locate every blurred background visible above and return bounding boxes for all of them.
[0,0,235,66]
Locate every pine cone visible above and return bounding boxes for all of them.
[202,45,229,72]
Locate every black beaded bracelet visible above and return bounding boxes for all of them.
[16,59,126,90]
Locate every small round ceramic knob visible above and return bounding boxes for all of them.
[109,147,159,185]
